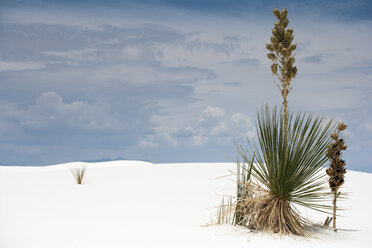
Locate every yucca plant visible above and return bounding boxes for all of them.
[71,164,87,184]
[226,7,338,236]
[235,105,336,236]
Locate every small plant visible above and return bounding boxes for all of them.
[326,122,347,231]
[71,163,87,184]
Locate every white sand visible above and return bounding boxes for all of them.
[0,161,371,247]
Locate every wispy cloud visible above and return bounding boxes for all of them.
[301,55,323,64]
[0,61,45,72]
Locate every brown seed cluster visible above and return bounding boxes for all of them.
[266,8,297,90]
[266,8,297,138]
[326,123,347,192]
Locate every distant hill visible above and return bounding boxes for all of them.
[83,157,126,163]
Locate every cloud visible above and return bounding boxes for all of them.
[184,37,242,57]
[301,55,323,64]
[233,58,260,67]
[223,82,241,86]
[139,139,158,149]
[172,127,196,138]
[202,106,225,118]
[0,22,185,65]
[0,91,113,133]
[231,112,252,126]
[0,61,45,72]
[362,121,372,134]
[27,92,113,130]
[167,106,254,147]
[41,48,99,63]
[0,89,158,164]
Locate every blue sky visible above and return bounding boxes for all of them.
[0,0,372,172]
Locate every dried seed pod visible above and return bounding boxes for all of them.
[281,48,288,56]
[266,43,273,51]
[273,8,280,19]
[326,123,347,192]
[286,57,295,66]
[338,122,347,131]
[267,53,276,60]
[271,64,278,74]
[270,36,278,44]
[288,44,296,53]
[278,42,283,50]
[331,133,339,140]
[272,28,279,37]
[289,70,295,79]
[291,66,297,77]
[282,18,289,28]
[280,8,288,19]
[287,35,294,43]
[284,30,292,41]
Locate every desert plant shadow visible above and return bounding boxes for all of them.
[336,228,360,232]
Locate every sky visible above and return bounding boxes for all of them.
[0,0,371,172]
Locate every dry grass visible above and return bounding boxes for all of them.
[71,164,87,184]
[248,193,311,236]
[215,180,314,237]
[215,196,235,225]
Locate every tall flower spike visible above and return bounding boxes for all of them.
[326,122,347,231]
[266,8,297,140]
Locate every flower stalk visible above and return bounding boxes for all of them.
[266,8,297,140]
[326,122,347,231]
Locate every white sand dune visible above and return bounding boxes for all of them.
[0,161,371,247]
